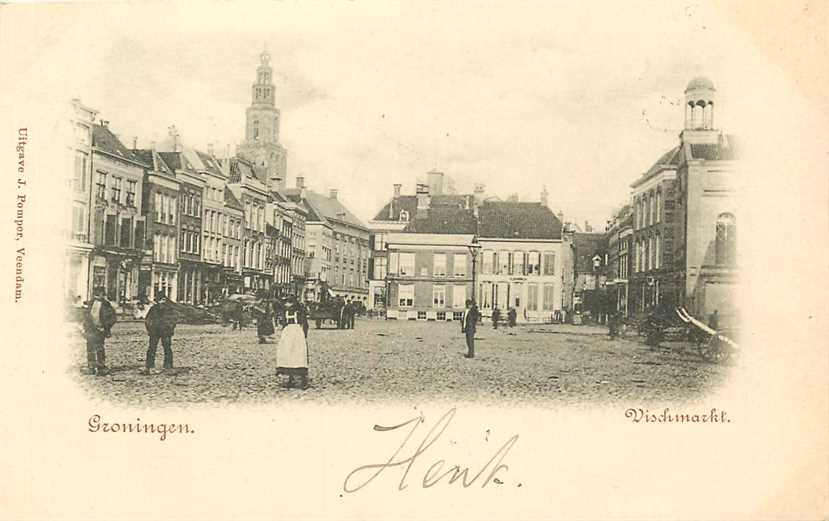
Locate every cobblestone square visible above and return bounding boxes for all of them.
[72,318,729,405]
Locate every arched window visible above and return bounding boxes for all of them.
[715,213,736,266]
[399,210,409,222]
[253,120,259,140]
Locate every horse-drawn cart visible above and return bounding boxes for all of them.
[675,308,739,363]
[639,307,738,364]
[307,299,345,329]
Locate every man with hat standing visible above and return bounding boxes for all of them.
[461,299,479,359]
[142,290,179,375]
[82,286,117,376]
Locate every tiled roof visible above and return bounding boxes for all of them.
[373,194,469,221]
[92,124,146,166]
[402,206,477,234]
[158,152,183,171]
[223,186,243,211]
[478,201,562,240]
[689,135,737,161]
[631,146,681,188]
[573,232,606,273]
[132,149,175,177]
[196,151,225,177]
[302,190,367,230]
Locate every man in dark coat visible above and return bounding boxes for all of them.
[507,307,517,328]
[461,299,479,359]
[142,290,179,374]
[346,298,356,329]
[253,294,275,343]
[82,287,117,376]
[492,307,501,329]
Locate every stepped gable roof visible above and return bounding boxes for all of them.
[402,206,477,234]
[92,124,147,167]
[573,232,607,273]
[132,149,175,178]
[226,157,257,183]
[478,201,562,240]
[688,134,738,161]
[223,186,243,211]
[631,146,681,188]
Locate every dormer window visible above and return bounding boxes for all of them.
[399,210,409,222]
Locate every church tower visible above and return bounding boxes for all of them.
[237,50,288,190]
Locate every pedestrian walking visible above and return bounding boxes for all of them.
[507,307,517,328]
[277,296,310,389]
[252,293,275,343]
[142,290,179,374]
[492,307,501,329]
[461,299,479,358]
[82,287,117,376]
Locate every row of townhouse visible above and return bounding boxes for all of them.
[368,171,566,323]
[63,51,371,309]
[589,76,739,324]
[63,113,310,309]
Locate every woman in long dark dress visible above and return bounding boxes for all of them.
[253,299,275,343]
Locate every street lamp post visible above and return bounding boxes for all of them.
[467,235,480,304]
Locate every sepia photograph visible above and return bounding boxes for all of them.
[2,1,827,520]
[61,12,739,407]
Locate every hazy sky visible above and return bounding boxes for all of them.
[29,1,746,228]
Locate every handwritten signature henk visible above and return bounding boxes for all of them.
[343,408,519,493]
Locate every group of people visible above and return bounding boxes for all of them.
[490,307,518,330]
[75,288,314,389]
[77,287,179,376]
[337,297,359,329]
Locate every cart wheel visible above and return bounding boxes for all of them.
[700,335,730,363]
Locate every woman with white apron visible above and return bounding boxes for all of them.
[276,300,309,389]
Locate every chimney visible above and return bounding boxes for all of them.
[507,193,519,203]
[540,186,549,208]
[296,176,305,189]
[168,125,181,152]
[100,120,109,128]
[393,183,402,197]
[427,170,444,196]
[329,189,338,200]
[416,183,430,218]
[207,142,214,156]
[584,221,593,233]
[132,137,138,150]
